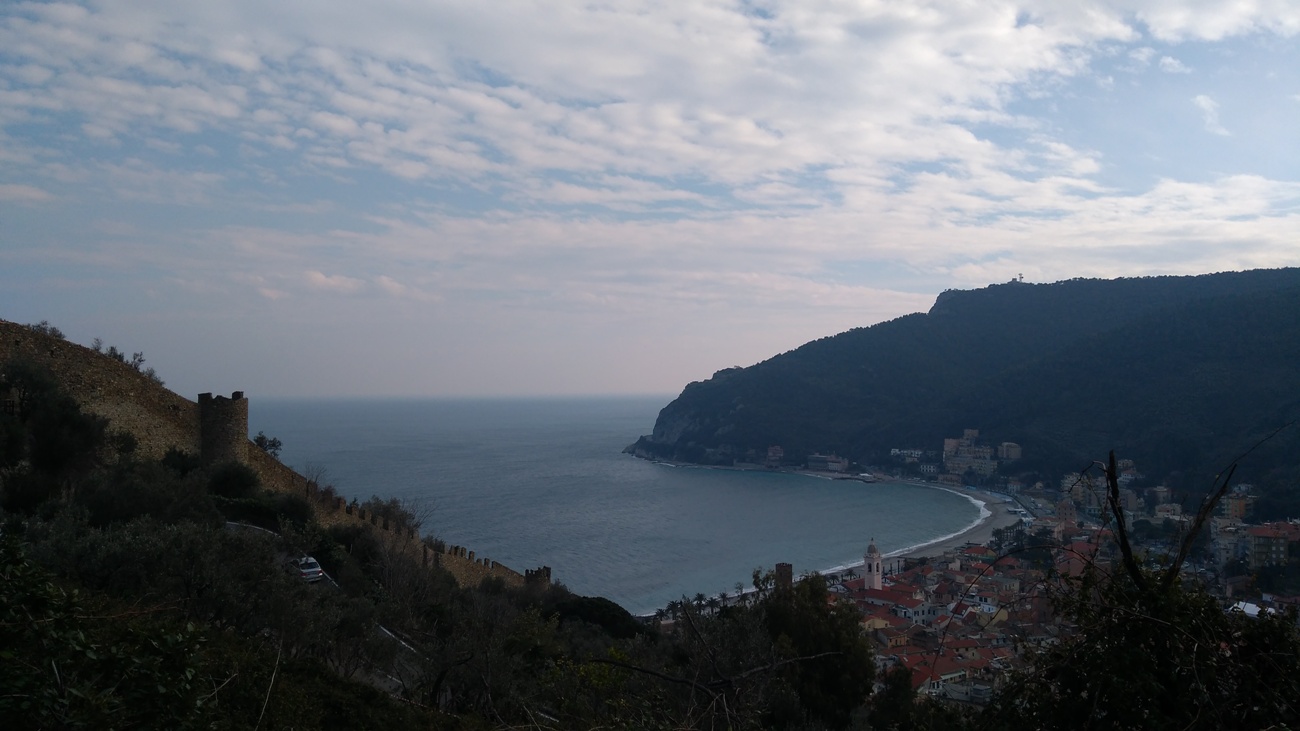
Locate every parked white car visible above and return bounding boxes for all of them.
[287,556,324,582]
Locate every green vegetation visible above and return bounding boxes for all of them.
[6,333,1300,729]
[0,359,889,729]
[984,454,1300,730]
[630,269,1300,507]
[90,335,165,385]
[253,430,283,459]
[25,320,65,339]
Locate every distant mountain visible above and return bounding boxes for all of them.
[628,269,1300,493]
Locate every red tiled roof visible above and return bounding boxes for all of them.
[861,587,915,604]
[1248,525,1288,539]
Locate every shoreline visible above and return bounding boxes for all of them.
[810,481,1024,583]
[642,485,1026,617]
[889,481,1023,559]
[643,458,1026,562]
[636,457,1027,607]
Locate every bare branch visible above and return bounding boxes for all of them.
[1103,450,1147,592]
[1161,419,1294,589]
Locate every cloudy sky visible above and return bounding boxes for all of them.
[1,1,1298,398]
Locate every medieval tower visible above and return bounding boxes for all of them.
[198,391,248,465]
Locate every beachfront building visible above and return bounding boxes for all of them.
[807,453,849,472]
[941,428,1005,479]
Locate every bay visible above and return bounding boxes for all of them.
[249,396,978,614]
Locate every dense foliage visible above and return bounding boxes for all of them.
[6,351,1300,729]
[0,359,887,729]
[630,269,1300,505]
[982,455,1300,731]
[984,564,1300,730]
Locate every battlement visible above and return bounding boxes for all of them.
[198,391,248,465]
[294,475,535,590]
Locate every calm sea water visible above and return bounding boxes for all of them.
[249,397,978,614]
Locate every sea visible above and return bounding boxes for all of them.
[248,396,981,615]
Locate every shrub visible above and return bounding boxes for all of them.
[207,462,260,499]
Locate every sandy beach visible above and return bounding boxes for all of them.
[642,461,1029,576]
[654,478,1030,614]
[892,482,1025,560]
[814,481,1027,584]
[665,463,1031,562]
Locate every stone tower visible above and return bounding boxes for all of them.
[775,562,793,591]
[864,538,883,591]
[198,391,248,465]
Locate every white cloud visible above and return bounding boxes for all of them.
[304,270,365,294]
[1130,0,1300,42]
[0,1,1152,206]
[1129,47,1156,65]
[145,138,182,153]
[1,2,1299,395]
[1192,94,1230,136]
[374,275,406,297]
[0,1,1291,215]
[1158,56,1192,73]
[0,183,53,202]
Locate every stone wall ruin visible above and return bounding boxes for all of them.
[0,318,541,590]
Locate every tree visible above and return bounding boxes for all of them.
[253,431,283,459]
[25,320,65,339]
[358,495,431,535]
[866,664,969,730]
[761,574,876,729]
[981,451,1300,730]
[0,538,210,729]
[0,359,108,510]
[92,341,164,385]
[207,461,261,499]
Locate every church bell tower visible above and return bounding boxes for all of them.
[864,538,882,591]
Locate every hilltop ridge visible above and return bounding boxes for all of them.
[0,318,527,588]
[628,269,1300,492]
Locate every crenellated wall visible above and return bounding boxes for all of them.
[304,480,534,589]
[0,317,545,591]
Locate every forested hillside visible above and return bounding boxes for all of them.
[0,333,882,729]
[628,269,1300,492]
[6,319,1300,729]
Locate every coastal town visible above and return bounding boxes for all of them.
[4,315,1299,727]
[685,428,1300,706]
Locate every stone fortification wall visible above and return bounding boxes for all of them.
[0,319,198,459]
[246,446,310,497]
[0,318,543,591]
[300,480,533,589]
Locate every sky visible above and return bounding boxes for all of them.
[1,1,1298,399]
